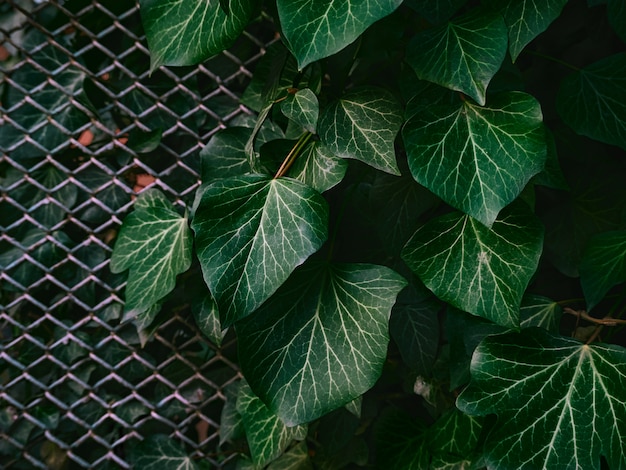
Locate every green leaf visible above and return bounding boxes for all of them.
[403,91,546,226]
[556,53,626,151]
[406,9,508,105]
[277,0,403,69]
[608,0,626,42]
[287,141,347,193]
[236,381,307,466]
[458,328,626,470]
[580,231,626,311]
[402,203,544,328]
[110,189,192,319]
[520,294,562,331]
[191,175,328,327]
[129,434,203,469]
[280,89,319,133]
[486,0,568,61]
[267,441,312,470]
[236,262,407,425]
[139,0,255,70]
[318,87,403,175]
[406,0,468,24]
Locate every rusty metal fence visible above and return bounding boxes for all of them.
[1,1,272,467]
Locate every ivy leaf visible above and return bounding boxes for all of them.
[110,189,192,320]
[280,89,319,133]
[608,0,626,42]
[129,434,206,469]
[406,9,507,105]
[458,328,626,470]
[403,91,546,227]
[486,0,568,62]
[276,0,402,69]
[556,53,626,151]
[402,203,544,328]
[236,381,307,466]
[139,0,254,70]
[520,294,562,331]
[580,231,626,311]
[318,87,403,175]
[405,0,468,24]
[236,262,407,425]
[287,141,348,193]
[191,175,328,327]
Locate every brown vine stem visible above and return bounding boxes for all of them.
[274,132,313,179]
[563,307,626,327]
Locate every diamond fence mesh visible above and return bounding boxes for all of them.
[1,1,273,467]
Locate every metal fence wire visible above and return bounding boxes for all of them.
[1,1,274,467]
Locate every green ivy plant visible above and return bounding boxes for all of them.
[112,0,626,468]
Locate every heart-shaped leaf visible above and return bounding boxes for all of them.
[319,87,403,175]
[277,0,402,69]
[236,262,406,425]
[110,189,192,320]
[486,0,568,61]
[139,0,254,70]
[556,53,626,151]
[580,230,626,311]
[406,8,507,105]
[236,381,307,466]
[458,328,626,470]
[191,175,328,327]
[402,203,544,328]
[403,91,546,226]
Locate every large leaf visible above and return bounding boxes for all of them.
[276,0,402,69]
[556,53,626,151]
[485,0,568,61]
[129,434,207,469]
[191,175,328,327]
[110,189,192,319]
[458,328,626,470]
[318,87,403,175]
[403,91,546,226]
[139,0,254,70]
[406,9,508,105]
[236,381,307,466]
[236,262,407,425]
[580,231,626,311]
[402,203,544,328]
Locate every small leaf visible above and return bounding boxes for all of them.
[485,0,568,61]
[236,381,307,466]
[402,203,544,328]
[280,89,319,133]
[139,0,255,70]
[520,294,562,331]
[287,141,347,193]
[458,328,626,470]
[403,91,546,226]
[557,53,626,151]
[319,87,403,175]
[277,0,403,69]
[191,175,328,327]
[129,434,203,469]
[236,262,407,425]
[406,8,508,105]
[580,230,626,311]
[110,189,192,320]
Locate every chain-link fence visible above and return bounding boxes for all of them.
[1,1,273,467]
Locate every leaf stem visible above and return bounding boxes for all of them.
[274,132,313,179]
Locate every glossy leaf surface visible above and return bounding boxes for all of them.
[402,204,544,328]
[191,175,328,326]
[406,9,507,105]
[277,0,402,69]
[140,0,254,70]
[319,87,403,175]
[237,262,406,425]
[110,189,192,318]
[458,329,626,470]
[403,91,546,226]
